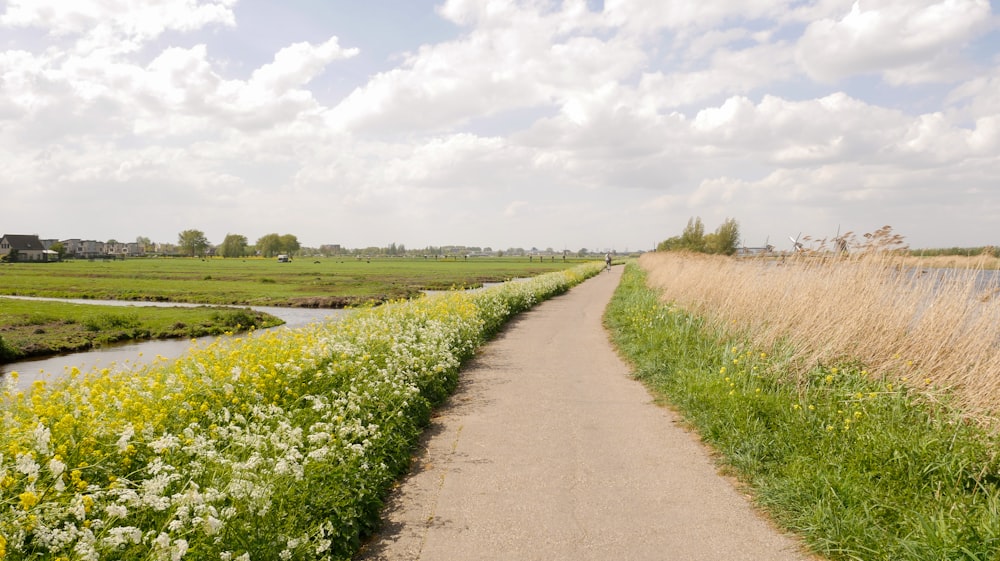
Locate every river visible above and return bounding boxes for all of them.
[0,297,351,391]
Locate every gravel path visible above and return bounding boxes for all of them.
[356,267,815,561]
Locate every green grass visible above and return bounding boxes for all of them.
[0,297,283,361]
[605,262,1000,561]
[0,257,584,307]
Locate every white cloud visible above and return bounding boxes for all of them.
[1,0,237,56]
[603,0,795,34]
[637,40,796,110]
[947,64,1000,120]
[250,37,358,94]
[796,0,994,83]
[324,2,641,134]
[1,1,999,250]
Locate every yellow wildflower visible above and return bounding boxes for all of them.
[19,491,39,510]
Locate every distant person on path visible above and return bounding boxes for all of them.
[605,252,612,271]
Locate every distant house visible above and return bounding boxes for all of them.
[79,240,105,259]
[61,238,82,256]
[0,234,54,262]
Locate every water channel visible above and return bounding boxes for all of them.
[1,297,351,391]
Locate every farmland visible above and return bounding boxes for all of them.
[0,257,585,307]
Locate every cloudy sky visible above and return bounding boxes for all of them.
[1,0,998,252]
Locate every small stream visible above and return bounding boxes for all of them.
[1,297,351,391]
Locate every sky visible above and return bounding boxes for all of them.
[1,0,998,253]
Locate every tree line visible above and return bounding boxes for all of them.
[657,217,740,256]
[177,230,300,258]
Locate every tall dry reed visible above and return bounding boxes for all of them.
[639,250,1000,419]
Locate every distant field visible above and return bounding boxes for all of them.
[0,256,589,307]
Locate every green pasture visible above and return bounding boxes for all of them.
[0,297,282,362]
[0,256,587,307]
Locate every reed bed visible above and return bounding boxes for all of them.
[639,251,1000,419]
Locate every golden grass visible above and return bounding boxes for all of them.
[639,251,1000,420]
[901,254,1000,270]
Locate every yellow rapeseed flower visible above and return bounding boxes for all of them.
[18,490,39,510]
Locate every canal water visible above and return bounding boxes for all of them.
[0,297,350,391]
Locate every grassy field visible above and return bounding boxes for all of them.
[0,297,282,362]
[606,260,1000,561]
[0,256,584,307]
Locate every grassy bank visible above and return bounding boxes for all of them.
[0,298,283,363]
[605,262,1000,561]
[0,262,603,561]
[0,257,584,308]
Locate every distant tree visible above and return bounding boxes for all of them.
[49,241,66,259]
[178,229,210,257]
[256,233,283,257]
[680,217,706,252]
[706,218,740,255]
[136,236,151,253]
[659,216,740,255]
[279,234,300,256]
[656,236,681,251]
[577,248,589,257]
[219,234,248,258]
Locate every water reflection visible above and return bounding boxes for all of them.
[1,296,350,390]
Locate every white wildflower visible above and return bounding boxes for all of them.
[33,422,51,455]
[150,433,180,454]
[15,453,39,480]
[48,456,66,478]
[204,515,223,535]
[117,424,135,452]
[103,526,142,548]
[172,538,189,561]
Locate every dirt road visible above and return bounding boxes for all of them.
[357,267,813,561]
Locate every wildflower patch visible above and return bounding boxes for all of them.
[0,262,603,560]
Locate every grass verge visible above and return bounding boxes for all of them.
[605,262,1000,561]
[0,297,283,362]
